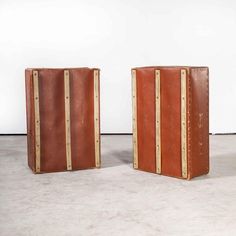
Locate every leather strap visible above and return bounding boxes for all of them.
[33,70,41,173]
[94,70,101,167]
[181,69,187,178]
[155,70,161,174]
[132,69,138,169]
[64,70,72,170]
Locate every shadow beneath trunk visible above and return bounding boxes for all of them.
[101,150,133,168]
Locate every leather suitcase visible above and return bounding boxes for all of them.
[131,66,209,180]
[25,68,101,173]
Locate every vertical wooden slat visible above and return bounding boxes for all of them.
[64,70,72,171]
[132,69,138,169]
[181,69,187,178]
[94,70,100,168]
[155,70,161,174]
[33,70,41,173]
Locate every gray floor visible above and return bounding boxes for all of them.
[0,135,236,236]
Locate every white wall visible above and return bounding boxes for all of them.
[0,0,236,134]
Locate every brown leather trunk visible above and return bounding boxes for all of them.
[132,66,209,180]
[25,68,101,173]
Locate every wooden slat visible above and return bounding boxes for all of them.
[94,70,100,167]
[132,69,138,169]
[181,69,187,178]
[155,70,161,174]
[33,70,41,173]
[64,70,72,171]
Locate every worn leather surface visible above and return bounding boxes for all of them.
[188,67,209,179]
[136,68,156,173]
[160,68,182,177]
[70,69,96,169]
[133,66,209,179]
[25,68,100,173]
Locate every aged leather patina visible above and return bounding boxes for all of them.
[25,68,101,173]
[132,66,209,180]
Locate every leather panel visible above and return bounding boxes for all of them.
[25,68,99,173]
[136,68,156,173]
[132,66,209,179]
[38,69,67,172]
[188,68,209,179]
[161,68,182,177]
[70,69,96,169]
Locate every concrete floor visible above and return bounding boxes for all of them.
[0,135,236,236]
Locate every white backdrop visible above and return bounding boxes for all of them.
[0,0,236,134]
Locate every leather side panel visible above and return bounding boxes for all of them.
[161,68,182,177]
[136,68,156,173]
[25,69,35,172]
[38,69,67,172]
[188,68,209,179]
[70,69,96,169]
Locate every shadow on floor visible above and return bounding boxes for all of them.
[101,150,133,168]
[209,152,236,179]
[192,152,236,181]
[101,149,236,180]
